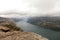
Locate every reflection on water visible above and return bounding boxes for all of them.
[16,21,60,40]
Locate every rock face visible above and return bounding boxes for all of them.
[0,17,48,40]
[0,17,23,31]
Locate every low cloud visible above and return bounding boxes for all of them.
[0,0,60,17]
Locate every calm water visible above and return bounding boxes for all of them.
[16,21,60,40]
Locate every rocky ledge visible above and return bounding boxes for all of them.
[0,17,48,40]
[0,31,48,40]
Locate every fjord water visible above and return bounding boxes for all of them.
[16,21,60,40]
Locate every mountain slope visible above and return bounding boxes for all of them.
[27,17,60,31]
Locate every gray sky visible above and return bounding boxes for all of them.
[0,0,60,17]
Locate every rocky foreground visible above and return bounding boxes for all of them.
[0,31,48,40]
[0,17,48,40]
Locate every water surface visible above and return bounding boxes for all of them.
[17,21,60,40]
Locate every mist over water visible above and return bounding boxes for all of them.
[9,16,60,40]
[15,19,60,40]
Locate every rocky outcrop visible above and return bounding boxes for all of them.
[0,31,48,40]
[0,17,48,40]
[0,17,23,31]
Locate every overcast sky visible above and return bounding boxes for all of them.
[0,0,60,17]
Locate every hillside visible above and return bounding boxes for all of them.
[27,17,60,31]
[0,17,23,31]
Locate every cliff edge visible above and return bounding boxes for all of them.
[0,17,48,40]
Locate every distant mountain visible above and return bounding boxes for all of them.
[11,17,28,22]
[27,16,60,31]
[11,18,24,22]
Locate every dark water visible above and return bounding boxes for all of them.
[16,21,60,40]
